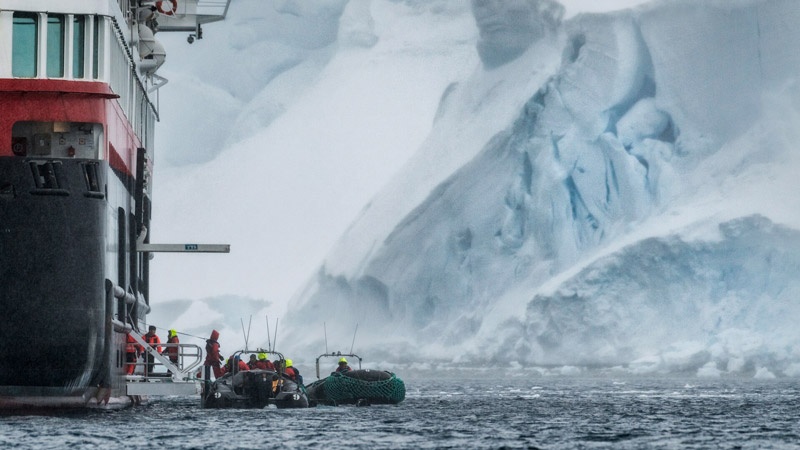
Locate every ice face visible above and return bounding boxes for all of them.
[283,0,800,376]
[495,216,800,375]
[471,0,562,68]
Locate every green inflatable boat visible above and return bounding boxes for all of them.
[305,352,405,406]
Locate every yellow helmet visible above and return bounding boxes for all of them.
[168,329,177,338]
[258,353,267,361]
[339,357,348,364]
[285,359,293,368]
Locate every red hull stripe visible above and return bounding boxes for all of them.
[0,79,138,178]
[0,79,119,98]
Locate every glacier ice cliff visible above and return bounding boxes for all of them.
[488,215,800,376]
[283,0,800,377]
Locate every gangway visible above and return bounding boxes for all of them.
[125,333,203,396]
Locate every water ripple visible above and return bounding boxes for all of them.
[2,378,800,449]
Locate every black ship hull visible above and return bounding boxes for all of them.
[0,157,147,410]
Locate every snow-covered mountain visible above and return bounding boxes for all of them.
[151,0,800,377]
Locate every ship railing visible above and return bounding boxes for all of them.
[134,342,203,378]
[127,333,203,383]
[160,343,204,375]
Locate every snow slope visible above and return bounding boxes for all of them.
[148,1,479,352]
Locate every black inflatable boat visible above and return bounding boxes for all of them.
[201,350,308,409]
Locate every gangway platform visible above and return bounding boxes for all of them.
[126,333,204,397]
[126,377,200,396]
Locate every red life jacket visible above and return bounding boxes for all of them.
[255,360,275,371]
[224,358,250,374]
[143,333,162,353]
[166,336,179,361]
[205,340,221,366]
[284,366,299,380]
[125,334,141,354]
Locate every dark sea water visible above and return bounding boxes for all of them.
[2,377,800,449]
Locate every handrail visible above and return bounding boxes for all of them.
[109,280,201,383]
[128,334,203,382]
[315,351,363,379]
[161,342,204,374]
[128,332,176,377]
[226,348,286,378]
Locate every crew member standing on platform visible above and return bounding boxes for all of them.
[142,325,162,376]
[164,329,180,373]
[125,332,143,375]
[204,329,224,378]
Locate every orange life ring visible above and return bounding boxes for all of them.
[156,0,178,16]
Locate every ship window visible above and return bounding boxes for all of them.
[12,13,38,77]
[93,16,101,79]
[47,15,66,78]
[30,161,62,190]
[73,16,86,78]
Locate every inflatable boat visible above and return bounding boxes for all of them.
[201,350,308,409]
[305,352,405,406]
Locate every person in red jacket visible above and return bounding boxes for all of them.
[204,329,224,378]
[125,332,143,375]
[282,359,303,385]
[255,353,275,371]
[163,329,179,373]
[142,325,162,376]
[222,354,249,375]
[335,357,352,373]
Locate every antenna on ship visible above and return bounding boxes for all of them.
[240,316,252,351]
[266,315,272,352]
[324,322,329,354]
[349,323,359,354]
[273,318,279,352]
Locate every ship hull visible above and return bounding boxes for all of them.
[0,0,231,410]
[0,157,135,410]
[0,390,142,412]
